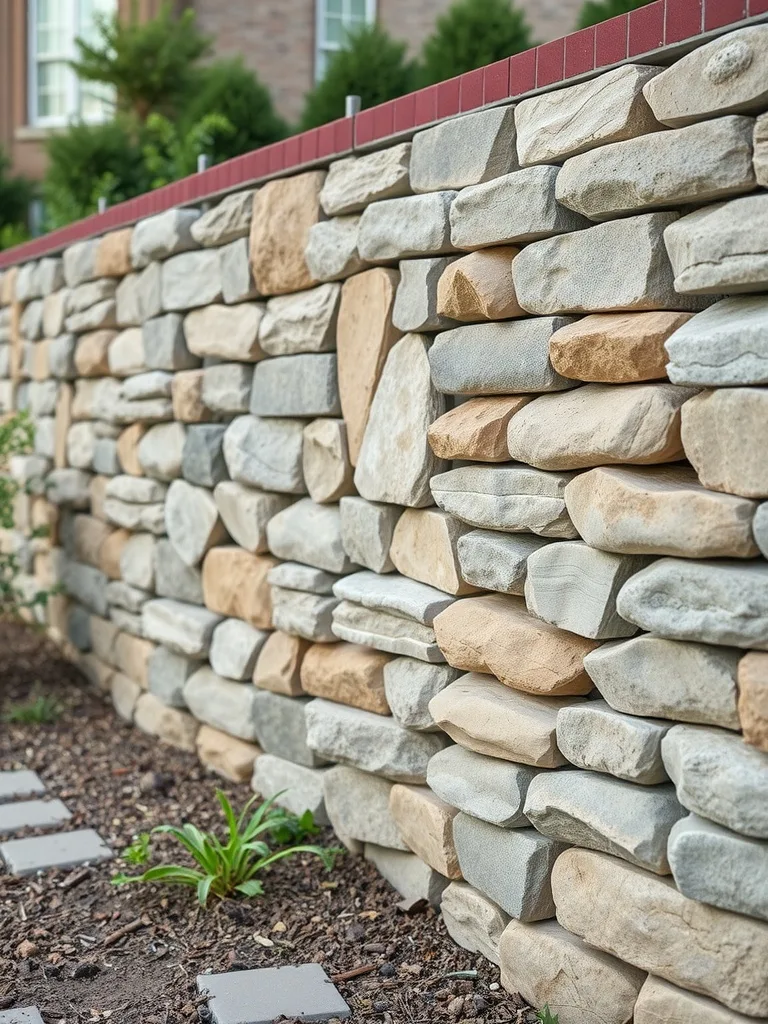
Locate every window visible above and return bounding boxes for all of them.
[29,0,117,127]
[315,0,376,81]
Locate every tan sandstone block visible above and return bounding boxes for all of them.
[737,652,768,754]
[90,475,109,521]
[635,976,759,1024]
[337,267,402,464]
[302,418,355,504]
[99,528,131,580]
[389,784,462,878]
[436,247,524,322]
[253,630,309,696]
[300,642,391,714]
[95,228,133,278]
[549,312,693,383]
[117,423,147,476]
[428,396,532,462]
[79,652,115,693]
[74,330,116,377]
[134,692,199,752]
[72,514,113,568]
[434,594,596,696]
[32,339,50,381]
[202,546,277,629]
[389,508,478,596]
[196,724,262,783]
[113,632,156,689]
[54,383,73,470]
[249,170,325,295]
[681,388,768,498]
[171,369,212,423]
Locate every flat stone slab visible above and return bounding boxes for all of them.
[197,964,350,1024]
[0,799,71,834]
[0,829,113,876]
[0,1009,45,1024]
[0,770,46,804]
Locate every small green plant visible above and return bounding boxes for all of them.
[537,1006,560,1024]
[113,791,340,906]
[3,693,62,724]
[122,832,152,866]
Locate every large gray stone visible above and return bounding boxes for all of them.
[666,295,768,387]
[457,529,550,595]
[183,666,260,742]
[223,415,305,495]
[320,144,412,216]
[331,601,442,662]
[260,283,340,356]
[427,745,536,828]
[213,481,291,554]
[202,363,252,415]
[164,479,227,569]
[250,353,340,418]
[252,755,329,825]
[162,250,222,311]
[270,587,338,643]
[358,193,457,262]
[190,190,254,247]
[268,562,341,596]
[383,658,460,731]
[106,580,151,613]
[219,237,261,304]
[122,370,174,401]
[333,571,454,626]
[441,882,510,966]
[62,560,108,615]
[209,618,268,681]
[661,724,768,838]
[63,239,97,287]
[266,499,354,574]
[154,539,204,604]
[148,646,196,706]
[131,209,199,267]
[411,107,518,192]
[138,421,186,481]
[49,334,77,379]
[142,598,222,657]
[116,265,162,326]
[143,313,199,371]
[0,770,45,804]
[429,318,576,394]
[104,498,166,534]
[322,765,407,849]
[304,216,364,283]
[392,257,458,333]
[252,691,323,767]
[365,844,449,906]
[339,496,401,574]
[184,303,265,361]
[182,424,228,487]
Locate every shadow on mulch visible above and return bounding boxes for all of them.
[0,623,536,1024]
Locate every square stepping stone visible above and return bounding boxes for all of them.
[0,1008,44,1024]
[197,964,350,1024]
[0,771,46,804]
[0,829,113,876]
[0,799,71,835]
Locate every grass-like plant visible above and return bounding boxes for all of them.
[537,1007,560,1024]
[3,693,62,724]
[113,790,339,906]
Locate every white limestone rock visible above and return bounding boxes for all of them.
[339,496,401,574]
[209,618,268,681]
[383,658,460,731]
[223,415,306,494]
[268,562,341,596]
[331,601,443,662]
[634,976,761,1024]
[122,370,173,401]
[411,106,518,192]
[138,421,186,481]
[213,481,291,554]
[190,190,254,247]
[162,250,223,311]
[104,498,166,534]
[131,208,200,267]
[219,237,261,304]
[142,598,222,657]
[105,475,167,503]
[120,533,156,592]
[666,296,768,386]
[266,498,355,574]
[259,283,340,356]
[320,144,412,216]
[202,363,252,415]
[333,571,454,626]
[392,257,459,333]
[116,265,162,326]
[63,239,97,287]
[165,479,227,568]
[183,666,260,742]
[184,303,265,361]
[427,744,535,828]
[358,193,457,262]
[304,216,364,282]
[270,587,338,643]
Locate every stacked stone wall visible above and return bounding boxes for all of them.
[1,23,768,1022]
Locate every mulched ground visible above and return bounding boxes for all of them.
[0,623,537,1024]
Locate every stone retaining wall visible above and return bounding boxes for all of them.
[1,22,768,1022]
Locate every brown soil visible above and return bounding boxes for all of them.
[0,624,536,1024]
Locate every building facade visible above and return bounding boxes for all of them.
[0,0,583,182]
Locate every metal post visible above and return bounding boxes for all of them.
[197,154,210,173]
[345,95,361,118]
[97,196,107,214]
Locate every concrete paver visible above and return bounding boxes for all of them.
[198,964,351,1024]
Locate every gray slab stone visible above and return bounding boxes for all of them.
[339,496,401,574]
[332,601,443,662]
[260,283,340,356]
[266,499,355,574]
[223,415,306,495]
[252,754,329,825]
[411,106,518,192]
[252,691,324,767]
[457,529,550,595]
[92,438,120,476]
[137,421,186,481]
[304,216,364,282]
[0,828,112,876]
[165,478,227,568]
[183,666,260,742]
[106,580,150,614]
[364,844,449,906]
[427,745,536,828]
[666,296,768,386]
[132,209,200,267]
[755,502,768,559]
[154,539,205,604]
[122,370,173,401]
[162,250,223,311]
[0,771,46,804]
[383,657,460,731]
[250,353,340,418]
[110,607,145,638]
[202,363,252,415]
[213,481,291,554]
[63,239,97,288]
[143,313,199,371]
[271,588,338,643]
[392,257,459,333]
[323,765,407,849]
[49,334,77,379]
[0,799,70,834]
[104,498,166,535]
[148,646,197,706]
[63,560,108,616]
[268,562,341,596]
[210,618,268,681]
[358,192,457,262]
[106,475,167,503]
[182,424,228,487]
[0,1007,45,1024]
[143,598,222,657]
[333,571,453,626]
[220,237,261,304]
[441,882,510,966]
[321,144,411,216]
[197,964,349,1024]
[191,190,254,247]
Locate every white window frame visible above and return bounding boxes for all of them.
[315,0,377,82]
[28,0,116,128]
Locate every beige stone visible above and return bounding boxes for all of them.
[336,267,401,464]
[429,674,582,767]
[440,882,510,965]
[54,383,72,470]
[171,369,211,423]
[201,546,276,629]
[682,388,768,498]
[565,465,759,559]
[134,692,198,751]
[79,653,115,693]
[90,614,119,665]
[113,632,155,689]
[300,642,391,714]
[756,113,768,187]
[434,594,596,696]
[72,515,112,569]
[499,918,645,1024]
[634,976,759,1024]
[95,228,133,278]
[428,396,532,463]
[117,423,147,476]
[112,672,141,721]
[196,724,262,783]
[99,528,131,580]
[737,652,768,754]
[389,784,461,878]
[253,630,309,696]
[184,303,265,362]
[302,419,354,504]
[74,331,115,377]
[89,475,109,521]
[508,383,694,471]
[31,339,50,381]
[549,312,692,383]
[436,248,524,322]
[552,848,768,1017]
[389,508,477,596]
[249,170,324,296]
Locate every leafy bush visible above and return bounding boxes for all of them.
[142,111,235,188]
[0,148,33,251]
[114,790,339,906]
[576,0,652,29]
[300,23,416,130]
[419,0,534,86]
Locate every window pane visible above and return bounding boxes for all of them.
[324,14,343,44]
[78,0,116,43]
[36,0,70,57]
[36,61,69,119]
[326,0,343,13]
[349,0,368,19]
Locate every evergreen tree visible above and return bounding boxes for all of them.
[0,148,33,248]
[576,0,652,30]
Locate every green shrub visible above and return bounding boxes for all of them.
[0,148,33,250]
[419,0,534,86]
[576,0,652,29]
[300,23,416,131]
[3,694,62,725]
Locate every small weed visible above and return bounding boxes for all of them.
[4,693,62,724]
[537,1007,560,1024]
[122,833,152,866]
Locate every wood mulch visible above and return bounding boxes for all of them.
[0,623,537,1024]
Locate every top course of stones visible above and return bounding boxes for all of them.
[0,0,765,271]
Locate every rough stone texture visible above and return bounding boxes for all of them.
[514,212,706,315]
[108,328,145,377]
[339,497,401,574]
[321,144,412,216]
[499,918,646,1024]
[441,882,510,966]
[49,334,77,379]
[201,547,276,630]
[667,297,768,387]
[668,813,768,922]
[566,465,758,559]
[383,658,459,732]
[74,331,114,377]
[154,539,205,604]
[524,542,649,641]
[111,672,142,721]
[162,250,223,312]
[411,107,517,192]
[253,631,309,697]
[664,194,768,294]
[183,666,260,742]
[0,798,71,834]
[144,313,199,371]
[453,813,566,921]
[131,209,199,267]
[392,259,458,336]
[116,265,162,326]
[148,645,196,707]
[429,674,582,767]
[354,334,446,507]
[389,785,461,878]
[515,64,663,165]
[165,479,228,568]
[142,599,221,657]
[755,112,768,187]
[430,318,576,395]
[738,651,768,753]
[67,422,97,470]
[634,976,758,1024]
[302,418,354,505]
[304,216,364,282]
[661,724,768,838]
[252,755,329,824]
[389,508,475,596]
[552,848,768,1017]
[556,700,670,784]
[508,383,693,471]
[336,267,401,464]
[431,465,578,539]
[556,116,755,220]
[46,469,92,509]
[191,190,254,247]
[617,558,768,650]
[62,560,108,615]
[271,588,338,643]
[266,499,354,574]
[305,699,446,783]
[428,397,531,463]
[300,642,391,714]
[220,237,261,304]
[333,571,454,627]
[331,601,441,662]
[63,239,97,288]
[213,481,291,554]
[526,770,683,873]
[270,561,341,596]
[358,192,457,262]
[427,744,535,828]
[181,424,227,488]
[137,421,186,482]
[260,283,340,356]
[436,248,524,323]
[202,363,253,416]
[209,618,268,681]
[434,594,596,696]
[0,770,45,804]
[122,370,173,401]
[251,691,323,767]
[365,844,448,906]
[251,353,340,418]
[450,167,589,250]
[223,415,305,494]
[196,725,261,784]
[457,530,550,595]
[184,303,265,361]
[643,25,768,127]
[322,766,407,849]
[682,388,768,498]
[133,692,199,752]
[95,228,133,278]
[250,171,325,295]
